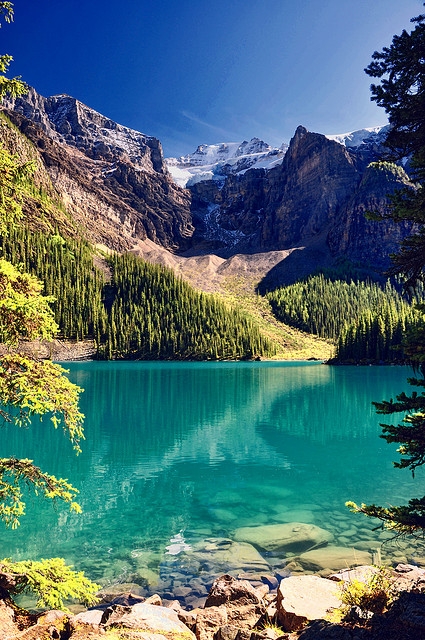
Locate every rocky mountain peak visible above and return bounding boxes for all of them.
[235,138,272,157]
[6,87,165,174]
[4,87,414,287]
[166,137,288,188]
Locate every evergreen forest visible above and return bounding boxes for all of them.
[0,227,278,360]
[266,273,423,363]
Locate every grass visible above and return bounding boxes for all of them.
[221,274,335,361]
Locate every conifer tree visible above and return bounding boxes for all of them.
[347,5,425,536]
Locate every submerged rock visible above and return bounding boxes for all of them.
[157,538,271,608]
[293,545,372,573]
[161,538,270,579]
[233,522,333,553]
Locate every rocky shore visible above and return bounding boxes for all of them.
[2,564,425,639]
[0,338,97,362]
[3,520,425,638]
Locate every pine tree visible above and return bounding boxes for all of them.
[347,6,425,536]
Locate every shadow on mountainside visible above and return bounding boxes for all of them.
[257,245,332,293]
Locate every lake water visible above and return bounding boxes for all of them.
[0,361,423,604]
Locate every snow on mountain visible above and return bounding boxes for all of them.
[166,126,391,188]
[166,137,288,188]
[326,125,389,148]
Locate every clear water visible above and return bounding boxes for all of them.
[0,361,422,598]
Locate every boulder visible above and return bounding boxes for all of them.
[195,605,228,640]
[205,574,262,608]
[294,545,372,573]
[71,607,104,627]
[276,575,343,631]
[101,602,196,638]
[233,522,333,554]
[194,575,268,640]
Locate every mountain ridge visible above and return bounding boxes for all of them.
[166,126,389,189]
[3,88,413,292]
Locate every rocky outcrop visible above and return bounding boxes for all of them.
[188,126,413,281]
[6,88,165,174]
[276,574,343,631]
[2,96,194,252]
[2,566,425,639]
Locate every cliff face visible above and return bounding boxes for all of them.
[4,90,194,251]
[188,126,412,274]
[4,88,414,286]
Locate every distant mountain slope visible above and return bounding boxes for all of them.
[3,88,414,290]
[166,138,288,187]
[187,125,412,278]
[166,127,389,188]
[5,89,194,251]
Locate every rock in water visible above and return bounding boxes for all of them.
[294,545,372,573]
[204,574,262,607]
[233,522,333,553]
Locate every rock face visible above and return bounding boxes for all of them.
[3,90,194,252]
[188,126,413,282]
[4,88,415,286]
[7,88,165,174]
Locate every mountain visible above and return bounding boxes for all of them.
[5,88,194,252]
[2,88,414,292]
[186,125,412,285]
[166,127,388,189]
[166,138,288,188]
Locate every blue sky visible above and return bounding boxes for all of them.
[2,1,423,157]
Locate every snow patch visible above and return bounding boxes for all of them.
[326,126,389,148]
[166,137,288,187]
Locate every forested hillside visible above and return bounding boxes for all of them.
[267,274,422,363]
[0,227,280,360]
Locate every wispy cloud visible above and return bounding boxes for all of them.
[181,110,238,141]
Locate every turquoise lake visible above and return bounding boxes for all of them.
[0,361,423,601]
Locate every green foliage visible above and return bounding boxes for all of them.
[1,227,108,341]
[348,7,425,536]
[1,228,278,360]
[0,3,28,101]
[267,274,405,340]
[365,8,425,285]
[266,274,419,363]
[0,2,99,612]
[0,141,85,529]
[0,258,57,344]
[0,354,84,447]
[0,146,34,234]
[329,567,394,623]
[0,557,100,610]
[346,498,425,537]
[336,298,421,364]
[0,458,81,530]
[102,252,278,360]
